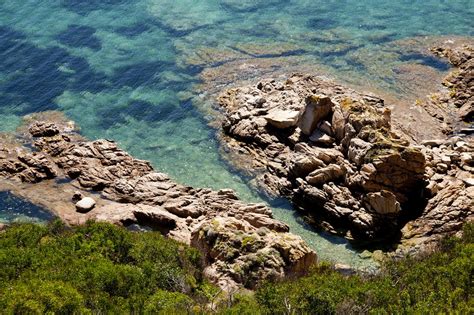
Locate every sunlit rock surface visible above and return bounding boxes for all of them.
[0,118,315,290]
[217,70,472,248]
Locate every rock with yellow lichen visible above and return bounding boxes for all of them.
[218,72,471,247]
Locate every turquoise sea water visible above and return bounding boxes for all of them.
[0,0,472,266]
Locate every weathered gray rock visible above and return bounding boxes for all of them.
[132,206,178,231]
[423,44,473,131]
[421,139,446,147]
[218,72,467,246]
[402,180,473,245]
[288,154,325,178]
[332,105,346,140]
[458,101,474,121]
[29,121,60,137]
[191,216,316,289]
[348,138,373,166]
[306,165,345,186]
[309,129,334,146]
[318,120,334,137]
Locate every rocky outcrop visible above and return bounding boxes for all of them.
[421,43,473,133]
[191,216,315,290]
[218,73,472,245]
[0,120,316,291]
[401,137,474,246]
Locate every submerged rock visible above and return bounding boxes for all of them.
[421,43,473,132]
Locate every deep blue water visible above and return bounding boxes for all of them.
[0,0,472,266]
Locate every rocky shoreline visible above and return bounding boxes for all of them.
[217,43,473,250]
[0,39,472,291]
[0,119,315,291]
[424,43,473,133]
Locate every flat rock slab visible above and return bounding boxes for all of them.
[265,109,300,129]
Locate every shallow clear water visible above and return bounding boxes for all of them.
[0,0,472,267]
[0,191,55,224]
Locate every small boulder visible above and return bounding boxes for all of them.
[348,138,373,166]
[364,191,401,215]
[288,154,325,178]
[422,139,445,147]
[331,105,346,140]
[264,109,300,129]
[29,121,60,137]
[458,101,473,121]
[334,263,356,276]
[75,197,96,213]
[317,120,334,137]
[309,129,334,146]
[72,191,83,202]
[298,95,334,135]
[458,171,474,187]
[460,152,473,166]
[133,206,178,232]
[437,163,449,173]
[306,164,345,186]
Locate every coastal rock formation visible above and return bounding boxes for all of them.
[191,216,314,289]
[0,120,316,290]
[218,72,472,245]
[401,137,474,245]
[421,43,473,133]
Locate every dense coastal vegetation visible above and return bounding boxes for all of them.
[1,221,472,314]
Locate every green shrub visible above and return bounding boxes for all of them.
[0,280,86,314]
[0,220,206,313]
[144,289,193,314]
[224,223,474,314]
[0,220,472,314]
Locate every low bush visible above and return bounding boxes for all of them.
[0,220,206,313]
[0,220,472,314]
[224,223,474,314]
